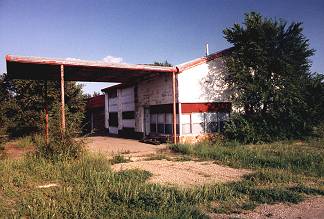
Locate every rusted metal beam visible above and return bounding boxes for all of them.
[172,72,177,144]
[60,65,66,134]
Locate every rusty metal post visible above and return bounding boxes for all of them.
[60,65,66,134]
[45,80,49,144]
[172,72,177,144]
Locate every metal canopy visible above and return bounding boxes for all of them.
[5,54,179,143]
[6,55,177,82]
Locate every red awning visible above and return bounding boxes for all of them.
[6,55,177,82]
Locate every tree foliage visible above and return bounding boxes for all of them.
[152,60,173,67]
[0,74,86,137]
[222,12,323,142]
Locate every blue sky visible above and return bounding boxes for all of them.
[1,0,323,94]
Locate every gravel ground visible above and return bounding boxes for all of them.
[85,136,166,158]
[112,159,251,186]
[212,196,324,219]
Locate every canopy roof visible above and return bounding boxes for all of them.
[6,55,177,82]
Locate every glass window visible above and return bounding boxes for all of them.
[218,112,229,132]
[192,123,204,134]
[205,112,218,133]
[157,114,165,134]
[165,113,172,124]
[191,113,205,134]
[181,114,191,134]
[150,114,157,133]
[182,124,191,134]
[165,113,173,134]
[150,114,157,123]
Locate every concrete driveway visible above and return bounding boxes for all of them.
[85,136,166,158]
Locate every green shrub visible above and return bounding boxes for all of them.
[35,131,84,161]
[224,114,258,144]
[110,154,130,164]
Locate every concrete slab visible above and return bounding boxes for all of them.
[85,136,166,157]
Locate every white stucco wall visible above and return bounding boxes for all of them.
[178,57,230,103]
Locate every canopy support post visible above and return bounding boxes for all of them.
[45,80,49,144]
[172,72,177,144]
[60,65,66,135]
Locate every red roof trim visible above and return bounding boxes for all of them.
[177,48,232,73]
[181,102,232,113]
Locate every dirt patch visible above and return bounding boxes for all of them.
[86,136,166,158]
[112,160,251,187]
[212,196,324,219]
[3,143,34,159]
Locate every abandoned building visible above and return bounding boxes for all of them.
[6,47,232,144]
[87,48,232,143]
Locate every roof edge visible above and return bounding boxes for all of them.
[176,47,232,72]
[6,54,178,73]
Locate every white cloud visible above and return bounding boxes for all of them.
[65,57,83,62]
[101,55,123,63]
[65,55,124,64]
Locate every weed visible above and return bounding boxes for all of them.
[15,136,34,148]
[144,153,170,161]
[110,154,131,164]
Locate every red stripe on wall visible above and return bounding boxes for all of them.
[181,102,231,113]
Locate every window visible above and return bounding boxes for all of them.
[150,113,179,135]
[165,113,172,134]
[150,114,157,133]
[205,112,218,133]
[157,114,165,133]
[122,111,135,119]
[191,113,204,134]
[181,112,230,135]
[218,112,229,132]
[109,112,118,127]
[182,114,191,134]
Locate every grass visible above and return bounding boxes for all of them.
[169,139,324,177]
[167,139,324,214]
[0,154,209,218]
[0,138,323,218]
[110,154,131,164]
[15,136,34,148]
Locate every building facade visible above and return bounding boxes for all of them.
[101,49,232,143]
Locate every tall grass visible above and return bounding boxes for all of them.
[170,140,324,177]
[15,136,34,148]
[0,154,210,218]
[0,137,323,217]
[0,152,323,218]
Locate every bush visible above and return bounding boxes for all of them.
[223,113,308,144]
[35,131,84,161]
[224,114,258,144]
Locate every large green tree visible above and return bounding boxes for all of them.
[0,74,86,137]
[222,12,323,142]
